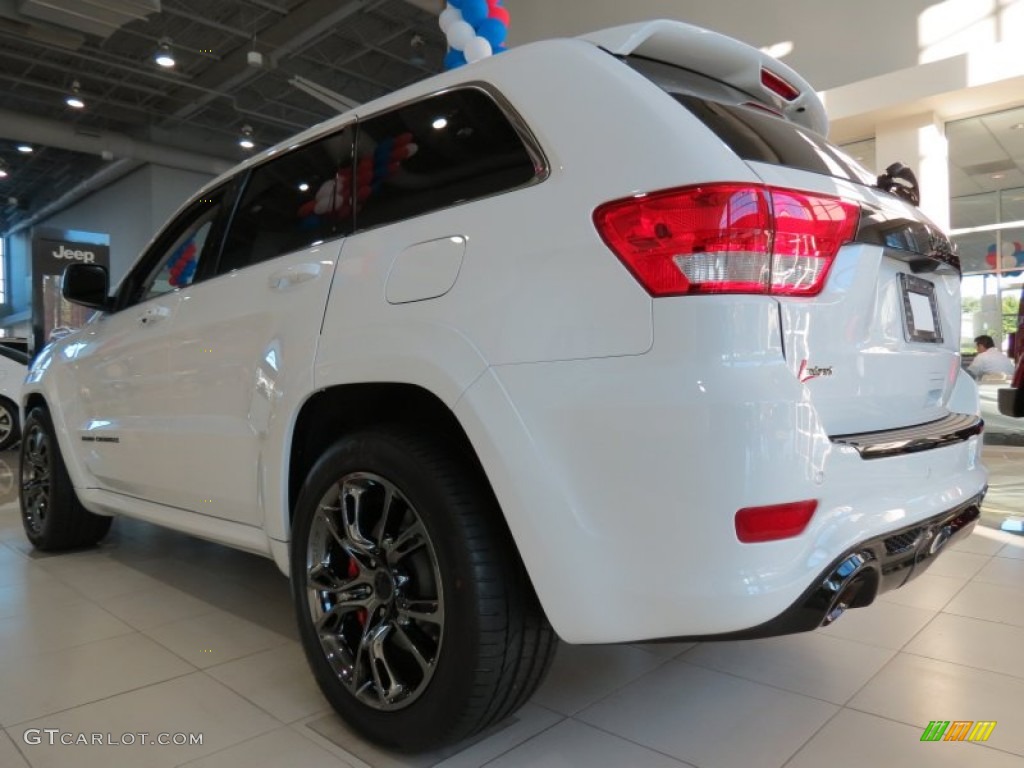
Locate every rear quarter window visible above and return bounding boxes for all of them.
[353,87,542,230]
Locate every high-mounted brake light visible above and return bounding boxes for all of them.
[761,68,801,101]
[593,184,859,297]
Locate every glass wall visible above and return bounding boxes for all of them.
[947,107,1024,360]
[948,107,1024,443]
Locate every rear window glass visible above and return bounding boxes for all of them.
[673,94,876,186]
[624,56,875,186]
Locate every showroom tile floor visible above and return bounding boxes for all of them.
[0,447,1022,768]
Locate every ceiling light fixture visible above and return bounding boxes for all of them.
[0,161,9,179]
[17,144,33,153]
[238,125,255,150]
[154,38,176,68]
[432,117,448,130]
[65,80,85,109]
[991,173,1006,180]
[1011,123,1024,131]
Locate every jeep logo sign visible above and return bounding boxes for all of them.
[51,244,96,263]
[31,232,110,356]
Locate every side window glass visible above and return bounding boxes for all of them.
[355,88,539,230]
[217,126,355,274]
[136,190,230,303]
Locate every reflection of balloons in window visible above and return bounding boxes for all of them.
[167,237,198,287]
[295,133,418,227]
[985,242,1024,277]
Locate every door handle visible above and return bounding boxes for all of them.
[269,262,322,290]
[139,306,171,326]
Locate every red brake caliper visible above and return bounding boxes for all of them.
[348,558,368,627]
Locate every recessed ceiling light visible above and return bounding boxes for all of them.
[991,173,1006,179]
[298,183,309,192]
[17,145,32,153]
[1011,123,1024,130]
[432,117,448,130]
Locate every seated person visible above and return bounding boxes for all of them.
[967,334,1016,379]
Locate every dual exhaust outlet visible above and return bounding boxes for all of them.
[815,504,980,627]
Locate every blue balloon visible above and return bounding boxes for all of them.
[460,0,488,27]
[444,48,467,70]
[476,18,507,47]
[448,0,463,7]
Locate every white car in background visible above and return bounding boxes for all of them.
[20,20,987,751]
[0,345,27,451]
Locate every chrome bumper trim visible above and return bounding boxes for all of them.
[831,413,983,459]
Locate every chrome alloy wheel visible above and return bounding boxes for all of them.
[0,403,13,445]
[20,423,51,536]
[305,472,444,711]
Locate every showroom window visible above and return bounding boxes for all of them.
[0,237,6,305]
[947,106,1024,359]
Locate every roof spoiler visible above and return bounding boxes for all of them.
[579,20,828,136]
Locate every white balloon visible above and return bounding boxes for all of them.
[464,35,493,63]
[446,20,475,51]
[439,6,462,33]
[1002,253,1017,269]
[1002,240,1016,258]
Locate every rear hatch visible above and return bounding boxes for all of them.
[588,21,963,436]
[676,94,963,435]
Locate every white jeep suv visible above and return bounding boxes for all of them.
[21,20,987,751]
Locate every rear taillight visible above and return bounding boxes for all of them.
[593,184,859,297]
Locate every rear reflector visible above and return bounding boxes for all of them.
[735,500,818,543]
[593,184,859,297]
[761,68,801,101]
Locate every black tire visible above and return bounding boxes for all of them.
[291,428,556,752]
[20,406,112,551]
[0,396,20,451]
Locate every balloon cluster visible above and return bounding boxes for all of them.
[440,0,509,70]
[986,241,1024,277]
[166,236,198,287]
[297,133,419,226]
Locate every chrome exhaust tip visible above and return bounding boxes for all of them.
[818,552,876,627]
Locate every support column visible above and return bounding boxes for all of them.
[874,112,950,230]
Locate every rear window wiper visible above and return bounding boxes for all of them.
[875,162,920,207]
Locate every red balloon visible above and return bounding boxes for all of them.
[298,200,315,217]
[489,7,510,26]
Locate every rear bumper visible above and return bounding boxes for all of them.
[658,491,985,642]
[454,309,989,643]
